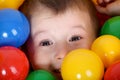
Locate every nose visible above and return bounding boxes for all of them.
[55,48,69,61]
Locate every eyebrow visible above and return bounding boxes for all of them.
[72,25,86,31]
[33,30,47,38]
[33,25,86,38]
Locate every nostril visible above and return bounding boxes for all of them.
[55,53,66,60]
[56,49,68,60]
[57,57,62,60]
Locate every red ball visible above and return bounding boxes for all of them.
[0,46,29,80]
[104,61,120,80]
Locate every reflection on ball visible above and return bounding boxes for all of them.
[0,9,30,47]
[0,46,29,80]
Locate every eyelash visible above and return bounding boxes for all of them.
[39,35,81,46]
[39,40,53,46]
[69,36,81,42]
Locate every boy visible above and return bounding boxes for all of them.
[20,0,99,79]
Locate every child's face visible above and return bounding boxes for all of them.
[27,8,96,79]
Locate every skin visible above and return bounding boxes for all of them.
[95,0,120,16]
[26,8,97,80]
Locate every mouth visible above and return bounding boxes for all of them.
[53,69,61,73]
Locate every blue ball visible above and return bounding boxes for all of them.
[0,9,30,47]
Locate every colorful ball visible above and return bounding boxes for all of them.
[0,46,29,80]
[100,16,120,39]
[61,49,104,80]
[0,0,24,9]
[91,35,120,68]
[92,0,97,5]
[26,70,56,80]
[0,9,30,47]
[104,61,120,80]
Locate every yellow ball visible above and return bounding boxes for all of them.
[91,35,120,68]
[61,49,104,80]
[0,0,24,9]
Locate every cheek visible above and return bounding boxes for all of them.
[84,37,96,49]
[26,38,53,69]
[72,38,94,49]
[29,49,53,70]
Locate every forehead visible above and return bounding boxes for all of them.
[30,8,92,34]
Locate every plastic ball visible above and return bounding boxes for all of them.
[91,35,120,68]
[92,0,97,5]
[0,0,24,9]
[26,70,56,80]
[100,16,120,39]
[104,61,120,80]
[61,49,104,80]
[0,46,29,80]
[0,9,30,47]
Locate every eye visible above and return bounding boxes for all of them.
[39,40,53,46]
[69,36,81,42]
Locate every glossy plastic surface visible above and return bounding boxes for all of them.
[104,61,120,80]
[61,49,104,80]
[0,46,29,80]
[91,35,120,68]
[0,0,24,9]
[0,9,30,47]
[100,16,120,39]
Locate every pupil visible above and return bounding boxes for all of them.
[44,41,50,45]
[72,36,80,41]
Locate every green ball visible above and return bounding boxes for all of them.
[100,16,120,39]
[26,70,56,80]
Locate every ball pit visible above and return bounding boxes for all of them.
[0,1,30,80]
[0,0,120,80]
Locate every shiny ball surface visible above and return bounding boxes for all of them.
[104,61,120,80]
[91,35,120,68]
[100,16,120,39]
[0,0,24,9]
[61,49,104,80]
[0,46,29,80]
[0,9,30,47]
